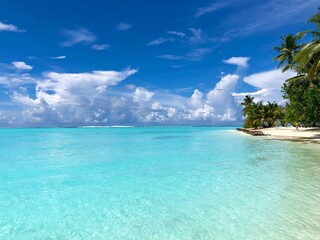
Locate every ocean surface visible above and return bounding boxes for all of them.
[0,127,319,239]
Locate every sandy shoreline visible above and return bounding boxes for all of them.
[237,127,320,143]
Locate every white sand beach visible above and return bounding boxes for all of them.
[261,127,320,142]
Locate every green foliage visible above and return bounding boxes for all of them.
[295,9,320,79]
[283,77,320,127]
[241,96,284,129]
[295,41,320,79]
[241,96,255,128]
[308,7,320,30]
[273,32,305,72]
[271,8,320,128]
[282,76,310,126]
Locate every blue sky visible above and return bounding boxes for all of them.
[0,0,318,126]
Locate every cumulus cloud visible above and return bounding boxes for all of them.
[129,74,240,124]
[189,89,204,108]
[9,68,137,125]
[12,61,33,70]
[133,87,154,104]
[41,69,138,99]
[233,69,296,104]
[206,74,239,121]
[223,57,250,68]
[0,110,17,126]
[0,21,24,32]
[0,73,36,87]
[61,28,96,47]
[0,68,243,126]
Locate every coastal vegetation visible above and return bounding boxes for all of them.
[241,96,284,128]
[242,8,320,128]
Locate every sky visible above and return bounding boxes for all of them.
[0,0,318,127]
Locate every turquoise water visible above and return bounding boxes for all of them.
[0,127,320,239]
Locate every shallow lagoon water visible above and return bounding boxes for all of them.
[0,127,319,239]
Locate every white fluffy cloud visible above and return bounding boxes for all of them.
[223,57,250,68]
[10,69,137,125]
[233,69,296,104]
[243,69,295,89]
[205,74,239,121]
[131,74,240,124]
[0,21,24,32]
[0,67,243,126]
[0,73,35,87]
[0,58,250,126]
[133,87,154,104]
[189,89,204,108]
[12,61,33,70]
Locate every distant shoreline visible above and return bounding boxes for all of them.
[236,127,320,144]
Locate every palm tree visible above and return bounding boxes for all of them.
[295,41,320,79]
[294,9,320,79]
[241,97,284,129]
[262,102,282,127]
[241,95,254,115]
[308,7,320,31]
[273,32,305,72]
[251,101,264,129]
[241,96,255,128]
